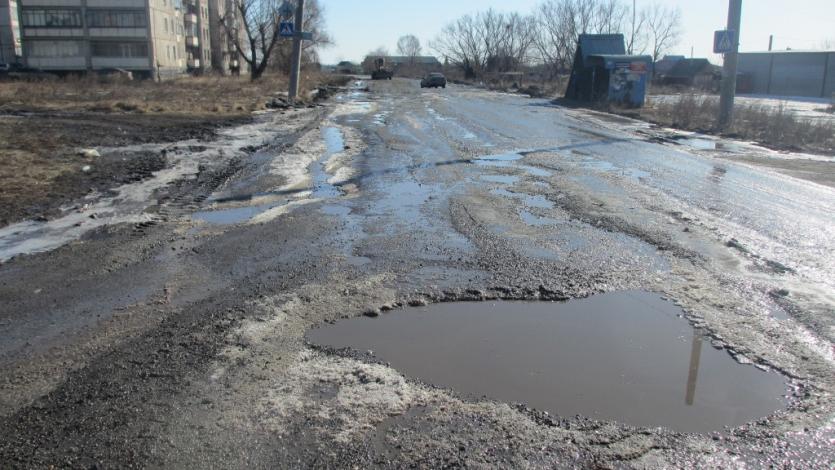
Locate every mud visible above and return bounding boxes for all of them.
[0,111,251,227]
[0,78,833,468]
[308,292,788,433]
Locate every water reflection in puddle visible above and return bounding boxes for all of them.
[307,291,787,433]
[192,202,278,224]
[312,127,345,199]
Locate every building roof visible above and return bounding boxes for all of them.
[739,50,835,55]
[578,34,626,62]
[665,58,713,78]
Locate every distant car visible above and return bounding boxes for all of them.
[420,73,446,89]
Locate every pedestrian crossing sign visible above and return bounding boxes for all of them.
[280,21,294,38]
[714,30,735,54]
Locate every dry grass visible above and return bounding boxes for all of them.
[642,94,835,154]
[0,71,345,226]
[0,72,345,116]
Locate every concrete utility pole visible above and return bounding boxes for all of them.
[718,0,742,130]
[768,35,773,51]
[630,0,636,54]
[288,0,305,102]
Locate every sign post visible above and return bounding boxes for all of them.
[718,0,742,130]
[287,0,305,103]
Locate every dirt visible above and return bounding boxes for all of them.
[0,79,832,468]
[0,111,252,227]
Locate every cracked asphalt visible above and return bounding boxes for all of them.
[1,79,833,468]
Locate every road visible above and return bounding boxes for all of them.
[1,79,833,468]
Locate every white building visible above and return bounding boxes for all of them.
[2,0,242,77]
[0,0,22,64]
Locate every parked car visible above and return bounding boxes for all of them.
[420,73,446,89]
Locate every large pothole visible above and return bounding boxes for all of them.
[307,291,788,433]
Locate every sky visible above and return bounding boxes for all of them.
[318,0,835,65]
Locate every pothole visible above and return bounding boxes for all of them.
[307,291,788,433]
[312,127,346,199]
[473,152,552,177]
[192,201,278,224]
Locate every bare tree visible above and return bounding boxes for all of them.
[430,14,485,78]
[533,0,628,78]
[431,9,535,78]
[369,46,389,57]
[269,0,332,72]
[362,46,389,73]
[220,0,285,80]
[221,0,330,80]
[396,35,422,62]
[626,3,648,55]
[644,2,682,63]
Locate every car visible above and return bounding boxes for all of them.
[420,73,446,89]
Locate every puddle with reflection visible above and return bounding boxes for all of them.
[312,127,345,199]
[307,291,787,433]
[192,201,278,224]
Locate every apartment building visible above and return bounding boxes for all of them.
[3,0,241,77]
[0,0,22,64]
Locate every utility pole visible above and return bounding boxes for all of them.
[630,0,636,54]
[718,0,742,130]
[288,0,305,102]
[768,35,773,51]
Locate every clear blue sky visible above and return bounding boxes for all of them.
[318,0,835,64]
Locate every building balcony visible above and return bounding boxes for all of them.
[184,13,197,24]
[185,35,199,47]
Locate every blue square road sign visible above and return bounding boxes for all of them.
[279,21,295,38]
[713,30,736,54]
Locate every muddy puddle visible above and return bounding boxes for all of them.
[312,127,346,199]
[473,152,552,178]
[307,291,787,433]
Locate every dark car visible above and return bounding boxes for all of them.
[420,73,446,89]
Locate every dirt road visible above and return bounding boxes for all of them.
[1,79,833,468]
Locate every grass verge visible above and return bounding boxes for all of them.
[640,94,835,155]
[0,72,346,227]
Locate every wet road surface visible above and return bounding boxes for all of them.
[0,79,833,468]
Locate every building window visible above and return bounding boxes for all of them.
[87,10,147,28]
[28,40,83,57]
[163,17,168,33]
[91,41,149,58]
[21,9,82,27]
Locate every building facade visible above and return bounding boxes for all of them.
[0,0,22,64]
[1,0,242,77]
